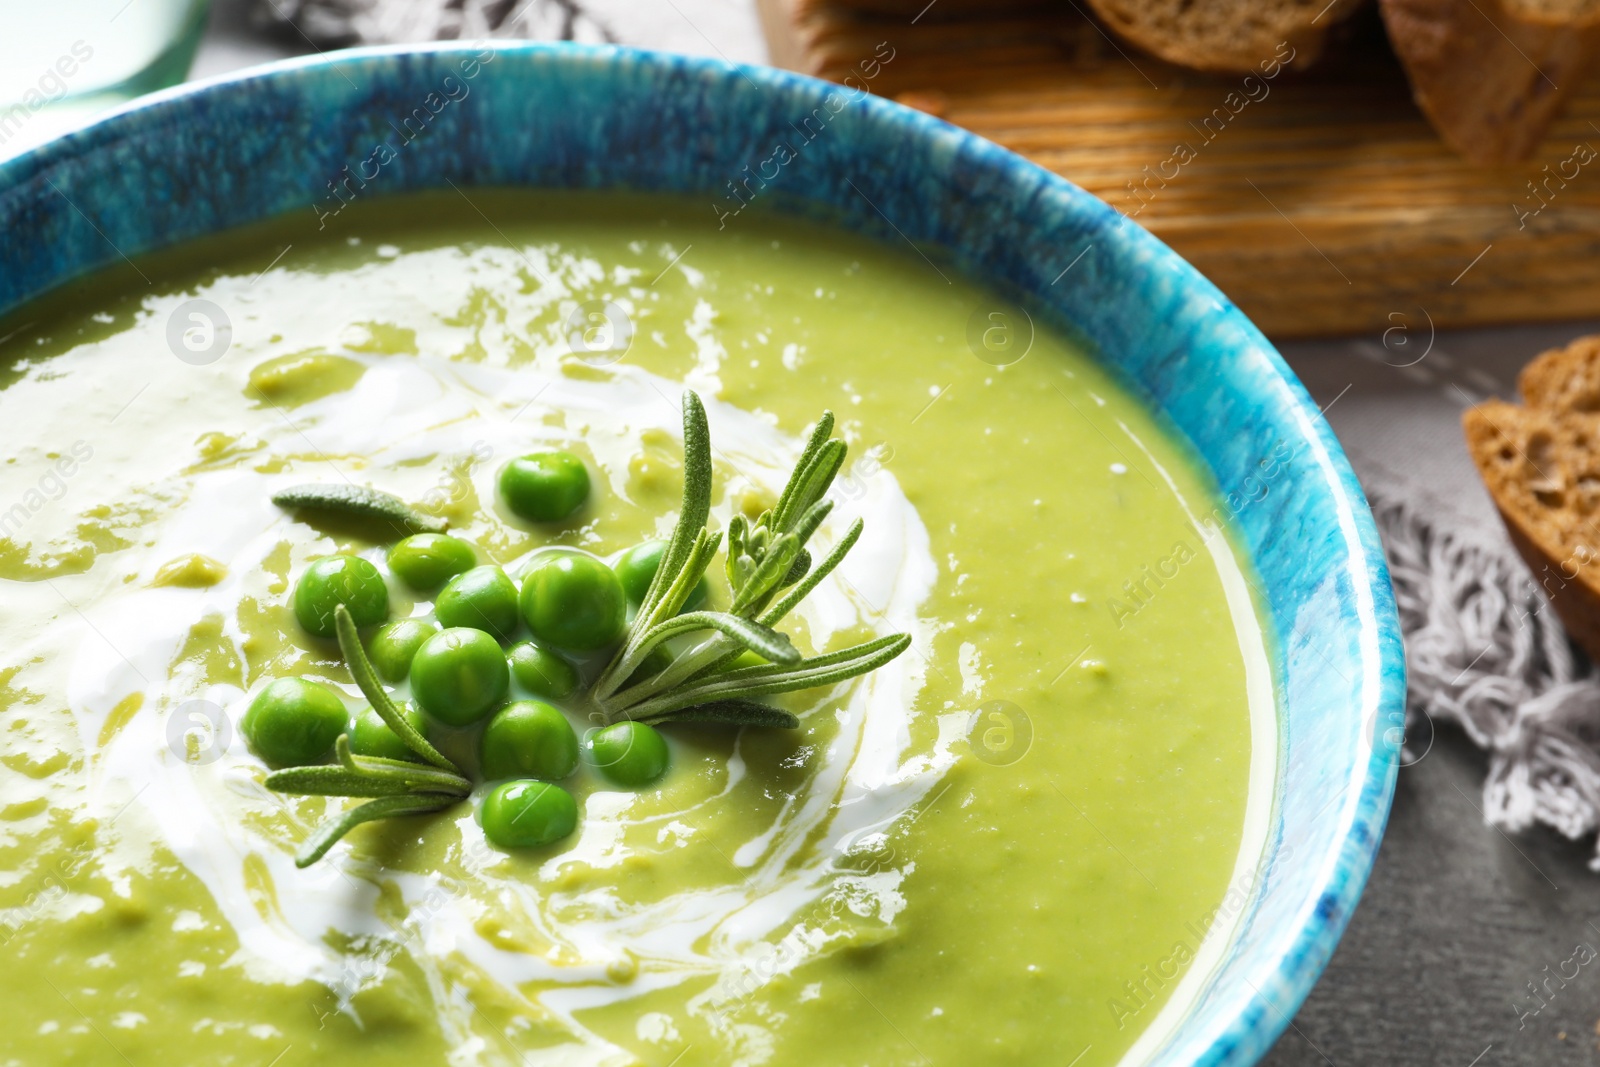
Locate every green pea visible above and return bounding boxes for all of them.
[613,539,708,612]
[480,780,578,849]
[436,565,520,642]
[409,627,510,727]
[347,703,429,763]
[499,451,590,523]
[507,640,580,701]
[387,533,477,591]
[585,721,670,787]
[518,548,627,652]
[241,677,348,767]
[368,618,439,682]
[480,701,579,781]
[293,555,388,637]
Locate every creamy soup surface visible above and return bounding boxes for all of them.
[0,192,1274,1067]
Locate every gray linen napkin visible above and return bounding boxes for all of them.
[1286,325,1600,867]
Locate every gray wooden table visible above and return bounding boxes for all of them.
[1270,324,1600,1067]
[1260,728,1600,1067]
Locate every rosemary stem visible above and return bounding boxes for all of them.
[600,633,737,721]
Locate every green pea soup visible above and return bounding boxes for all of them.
[0,192,1275,1066]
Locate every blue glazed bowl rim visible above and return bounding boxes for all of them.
[0,40,1404,1067]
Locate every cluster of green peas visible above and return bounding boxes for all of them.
[240,450,705,850]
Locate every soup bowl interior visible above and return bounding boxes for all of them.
[0,42,1404,1067]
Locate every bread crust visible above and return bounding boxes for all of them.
[1464,337,1600,662]
[1502,0,1600,28]
[1081,0,1364,73]
[1380,0,1600,164]
[1517,334,1600,411]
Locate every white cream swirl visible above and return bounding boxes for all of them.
[28,354,952,1063]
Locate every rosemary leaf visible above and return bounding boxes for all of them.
[725,514,750,590]
[266,764,419,798]
[334,605,460,774]
[790,499,833,549]
[272,484,446,534]
[602,633,738,715]
[782,549,811,589]
[759,518,864,628]
[593,528,723,702]
[268,740,469,800]
[650,528,723,627]
[334,736,472,795]
[773,439,845,532]
[776,498,832,590]
[771,411,835,524]
[674,643,748,689]
[756,631,910,674]
[637,391,712,624]
[646,699,800,729]
[728,532,800,615]
[294,794,457,869]
[620,633,911,721]
[633,611,799,668]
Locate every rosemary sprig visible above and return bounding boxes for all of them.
[590,391,911,728]
[265,394,911,866]
[266,604,470,867]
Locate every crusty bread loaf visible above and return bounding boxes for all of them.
[1380,0,1600,164]
[1464,335,1600,661]
[1508,0,1600,23]
[1079,0,1364,73]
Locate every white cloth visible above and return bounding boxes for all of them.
[253,0,768,62]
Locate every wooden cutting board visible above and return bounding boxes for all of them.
[757,0,1600,339]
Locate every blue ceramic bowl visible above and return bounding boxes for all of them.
[0,42,1403,1067]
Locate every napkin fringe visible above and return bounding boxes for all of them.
[257,0,617,47]
[1373,487,1600,867]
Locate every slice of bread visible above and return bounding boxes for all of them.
[1464,335,1600,661]
[1509,0,1600,24]
[1380,0,1600,164]
[1079,0,1365,73]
